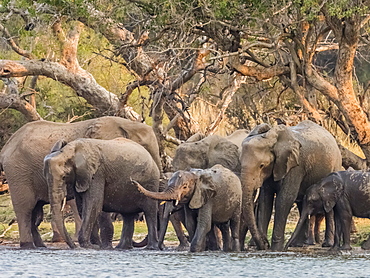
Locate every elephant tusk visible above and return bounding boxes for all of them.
[308,214,311,220]
[61,197,66,212]
[254,188,260,203]
[160,201,166,206]
[175,200,179,206]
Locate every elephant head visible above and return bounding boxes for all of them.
[284,172,344,249]
[240,124,301,250]
[172,135,240,173]
[43,139,101,248]
[134,170,216,208]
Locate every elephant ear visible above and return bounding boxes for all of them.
[247,123,271,138]
[272,125,301,181]
[320,173,344,213]
[74,141,100,193]
[50,139,68,153]
[208,139,240,172]
[189,173,216,209]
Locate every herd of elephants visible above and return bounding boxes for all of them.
[1,116,370,253]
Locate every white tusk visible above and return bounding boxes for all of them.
[254,188,260,203]
[61,197,66,212]
[308,214,311,220]
[175,200,179,206]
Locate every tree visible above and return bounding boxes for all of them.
[1,0,370,166]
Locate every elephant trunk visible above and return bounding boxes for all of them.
[241,172,269,250]
[132,180,180,201]
[284,209,309,250]
[51,195,76,249]
[158,201,174,249]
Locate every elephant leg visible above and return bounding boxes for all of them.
[31,202,47,248]
[331,208,341,250]
[185,208,197,242]
[205,225,221,251]
[143,201,159,250]
[256,184,274,242]
[9,183,38,249]
[190,203,212,252]
[230,208,241,252]
[239,215,248,251]
[218,223,231,252]
[338,205,352,250]
[116,214,135,249]
[78,191,103,249]
[98,212,114,249]
[322,211,334,247]
[271,180,301,251]
[170,212,189,250]
[361,237,370,250]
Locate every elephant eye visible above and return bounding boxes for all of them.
[259,164,265,169]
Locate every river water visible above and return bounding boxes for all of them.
[1,246,370,278]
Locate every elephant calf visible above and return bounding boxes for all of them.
[134,164,242,252]
[286,170,370,250]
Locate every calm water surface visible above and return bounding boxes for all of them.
[1,247,370,278]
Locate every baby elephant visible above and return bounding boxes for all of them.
[134,164,242,252]
[286,170,370,250]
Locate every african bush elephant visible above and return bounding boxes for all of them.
[134,164,242,252]
[172,134,241,173]
[0,116,162,249]
[44,138,160,249]
[286,170,370,251]
[240,120,342,251]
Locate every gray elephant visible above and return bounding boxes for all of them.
[286,170,370,251]
[134,164,242,252]
[240,120,342,251]
[44,138,160,249]
[0,116,162,249]
[172,134,241,173]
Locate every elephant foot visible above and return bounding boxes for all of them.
[304,238,315,245]
[322,240,334,248]
[176,243,189,251]
[115,244,133,250]
[20,242,36,249]
[340,245,352,251]
[80,242,100,249]
[52,233,64,243]
[145,245,160,251]
[361,240,370,250]
[101,244,113,250]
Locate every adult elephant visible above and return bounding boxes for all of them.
[286,170,370,251]
[172,134,241,173]
[240,120,342,251]
[134,164,242,252]
[44,138,160,249]
[0,116,162,249]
